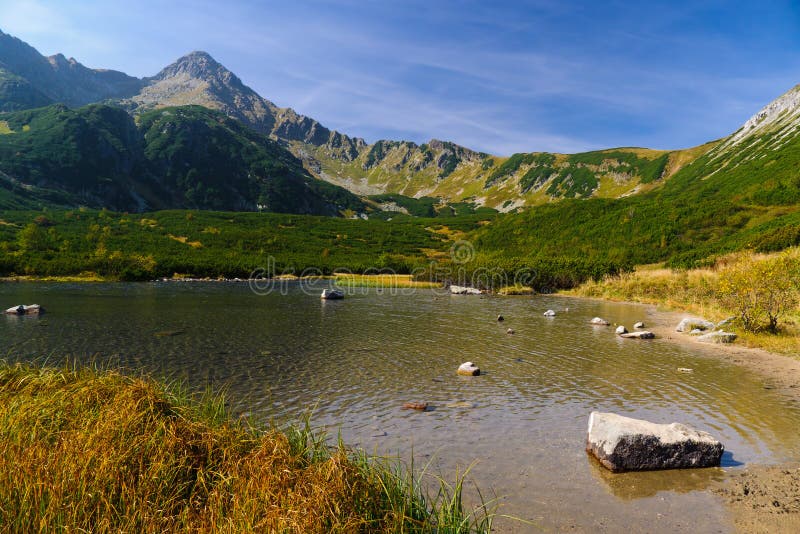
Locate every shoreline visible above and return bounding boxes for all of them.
[557,293,800,532]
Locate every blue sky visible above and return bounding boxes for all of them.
[2,0,799,155]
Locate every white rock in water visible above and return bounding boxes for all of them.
[320,289,344,300]
[697,331,737,344]
[450,285,482,295]
[590,317,610,325]
[457,362,480,376]
[615,325,628,335]
[543,310,556,317]
[4,304,43,315]
[620,331,655,339]
[633,321,645,329]
[586,411,724,472]
[676,317,715,333]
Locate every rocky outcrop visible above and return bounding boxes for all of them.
[676,318,715,333]
[586,411,724,472]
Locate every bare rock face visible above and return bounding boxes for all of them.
[586,411,724,472]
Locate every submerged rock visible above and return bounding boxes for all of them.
[457,362,480,376]
[615,325,628,335]
[697,331,738,344]
[543,309,556,317]
[586,411,724,472]
[450,285,482,295]
[590,317,610,325]
[4,304,43,315]
[620,331,655,339]
[676,317,715,333]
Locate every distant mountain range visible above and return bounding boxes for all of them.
[1,28,799,218]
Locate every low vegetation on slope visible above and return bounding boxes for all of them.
[0,362,493,533]
[0,209,489,279]
[0,104,364,215]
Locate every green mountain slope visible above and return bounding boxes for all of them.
[470,84,800,269]
[0,104,365,215]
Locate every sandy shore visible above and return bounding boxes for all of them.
[558,294,800,532]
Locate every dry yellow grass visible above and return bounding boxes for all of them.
[570,250,800,357]
[0,362,493,533]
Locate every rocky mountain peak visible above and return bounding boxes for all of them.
[725,84,800,147]
[151,51,241,86]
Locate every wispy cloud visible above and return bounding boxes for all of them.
[1,0,798,155]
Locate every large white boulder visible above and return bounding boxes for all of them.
[586,411,724,472]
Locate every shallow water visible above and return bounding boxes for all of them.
[3,281,799,532]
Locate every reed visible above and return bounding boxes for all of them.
[0,361,495,533]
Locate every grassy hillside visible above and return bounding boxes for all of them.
[300,140,711,211]
[0,104,365,215]
[472,109,800,268]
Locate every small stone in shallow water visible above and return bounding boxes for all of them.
[457,362,480,376]
[619,331,655,339]
[634,321,645,329]
[402,402,429,411]
[590,317,610,325]
[497,315,504,322]
[615,325,628,335]
[543,310,556,317]
[445,401,475,409]
[677,368,694,373]
[506,328,515,334]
